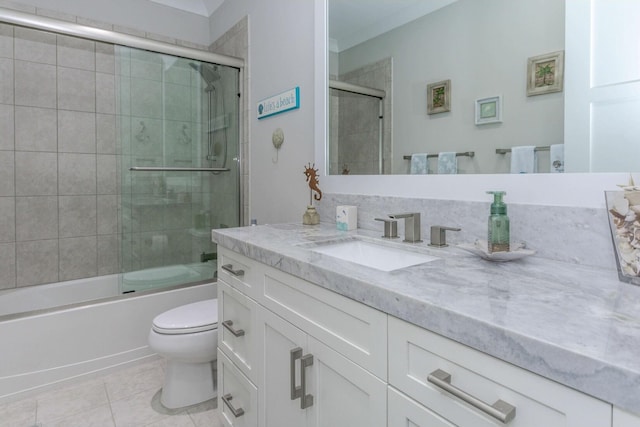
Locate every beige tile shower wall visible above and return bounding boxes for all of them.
[0,23,120,288]
[0,1,219,289]
[337,58,392,175]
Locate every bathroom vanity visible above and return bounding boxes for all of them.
[213,224,640,426]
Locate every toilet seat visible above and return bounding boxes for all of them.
[152,299,218,335]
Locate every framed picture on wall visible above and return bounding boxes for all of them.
[526,50,564,96]
[427,79,451,114]
[475,95,502,125]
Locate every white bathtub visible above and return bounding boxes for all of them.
[0,274,217,404]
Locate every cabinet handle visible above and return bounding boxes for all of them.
[221,393,245,418]
[427,369,516,423]
[300,353,314,409]
[222,264,244,276]
[222,320,245,337]
[290,347,303,400]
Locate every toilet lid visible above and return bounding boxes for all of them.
[152,299,218,335]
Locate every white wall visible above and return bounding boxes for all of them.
[3,0,211,45]
[210,0,317,225]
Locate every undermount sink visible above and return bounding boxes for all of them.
[310,239,439,272]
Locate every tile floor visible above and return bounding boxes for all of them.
[0,357,222,427]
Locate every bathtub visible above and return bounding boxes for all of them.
[0,273,217,404]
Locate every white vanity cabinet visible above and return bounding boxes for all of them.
[388,316,612,426]
[613,407,640,427]
[217,247,388,427]
[217,245,622,427]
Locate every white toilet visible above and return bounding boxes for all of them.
[148,299,218,409]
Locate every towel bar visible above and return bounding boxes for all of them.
[403,151,474,160]
[496,146,550,154]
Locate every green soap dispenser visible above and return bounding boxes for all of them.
[487,191,510,253]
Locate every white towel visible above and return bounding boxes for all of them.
[510,145,537,174]
[437,152,457,174]
[550,144,564,173]
[410,153,429,174]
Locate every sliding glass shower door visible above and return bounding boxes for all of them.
[117,47,240,292]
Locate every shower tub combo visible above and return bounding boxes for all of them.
[0,274,216,403]
[0,7,243,404]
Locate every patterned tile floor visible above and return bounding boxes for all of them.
[0,358,221,427]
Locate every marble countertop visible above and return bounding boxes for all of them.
[212,223,640,414]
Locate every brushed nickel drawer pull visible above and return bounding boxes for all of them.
[290,347,303,400]
[222,320,245,337]
[300,353,314,409]
[427,369,516,423]
[222,264,245,276]
[221,393,245,418]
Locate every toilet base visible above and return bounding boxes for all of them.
[161,360,216,409]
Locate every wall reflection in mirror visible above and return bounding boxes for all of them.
[329,0,568,175]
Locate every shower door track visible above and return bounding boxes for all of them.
[0,7,244,69]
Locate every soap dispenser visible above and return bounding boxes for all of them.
[487,191,510,253]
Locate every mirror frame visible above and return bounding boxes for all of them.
[314,0,626,209]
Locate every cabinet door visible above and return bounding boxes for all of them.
[258,306,309,427]
[218,280,259,383]
[307,336,387,427]
[388,386,457,427]
[218,350,258,427]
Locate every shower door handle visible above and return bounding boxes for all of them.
[222,320,245,337]
[221,264,244,277]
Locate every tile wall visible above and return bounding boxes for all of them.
[0,23,119,289]
[330,58,392,175]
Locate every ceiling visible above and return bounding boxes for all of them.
[147,0,224,17]
[329,0,457,52]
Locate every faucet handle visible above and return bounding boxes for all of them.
[429,225,461,247]
[375,218,398,239]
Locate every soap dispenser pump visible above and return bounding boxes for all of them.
[487,191,510,253]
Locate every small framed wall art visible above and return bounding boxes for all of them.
[475,95,502,125]
[427,79,451,115]
[526,50,564,96]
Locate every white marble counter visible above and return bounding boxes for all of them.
[212,223,640,414]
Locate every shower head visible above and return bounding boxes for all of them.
[190,62,221,91]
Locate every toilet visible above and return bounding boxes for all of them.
[148,299,218,409]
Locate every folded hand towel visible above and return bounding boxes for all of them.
[437,152,457,174]
[510,145,537,174]
[410,153,429,174]
[550,144,564,173]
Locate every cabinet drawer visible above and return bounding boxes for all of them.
[218,280,259,383]
[388,386,456,427]
[260,265,387,380]
[218,248,262,299]
[388,316,611,427]
[218,349,258,427]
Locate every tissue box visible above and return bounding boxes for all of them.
[336,205,357,231]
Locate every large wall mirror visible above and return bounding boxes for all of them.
[327,0,640,176]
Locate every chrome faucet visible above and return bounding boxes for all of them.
[388,212,422,243]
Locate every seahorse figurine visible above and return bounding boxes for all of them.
[304,163,322,202]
